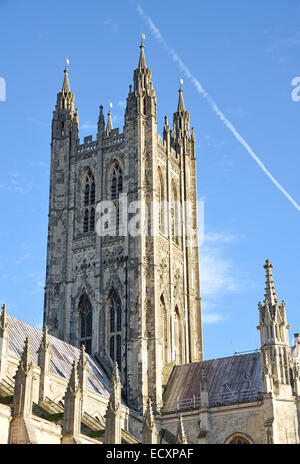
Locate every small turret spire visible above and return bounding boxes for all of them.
[0,304,8,331]
[177,79,185,111]
[106,102,113,136]
[264,259,278,306]
[138,34,147,69]
[62,59,71,92]
[176,414,188,444]
[21,337,32,373]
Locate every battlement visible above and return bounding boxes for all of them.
[77,136,98,154]
[103,128,125,147]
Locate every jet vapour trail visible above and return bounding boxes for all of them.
[136,4,300,212]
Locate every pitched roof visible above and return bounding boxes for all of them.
[162,352,263,413]
[7,314,111,398]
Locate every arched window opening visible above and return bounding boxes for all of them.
[158,169,165,234]
[83,209,89,233]
[110,163,123,235]
[90,183,95,204]
[226,434,252,444]
[83,169,95,233]
[108,290,122,370]
[84,183,90,206]
[79,292,92,354]
[111,164,123,200]
[90,208,95,231]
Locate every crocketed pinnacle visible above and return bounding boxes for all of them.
[39,325,50,351]
[62,67,70,92]
[20,337,32,373]
[138,39,147,69]
[0,303,8,330]
[67,361,80,395]
[144,397,155,429]
[264,259,279,306]
[176,414,188,444]
[177,87,185,112]
[106,108,113,136]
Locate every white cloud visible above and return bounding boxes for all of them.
[118,100,126,109]
[204,231,243,244]
[202,313,224,324]
[197,230,243,324]
[200,246,239,297]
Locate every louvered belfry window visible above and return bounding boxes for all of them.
[79,292,92,354]
[83,169,96,233]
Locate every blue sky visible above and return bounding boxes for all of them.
[0,0,300,360]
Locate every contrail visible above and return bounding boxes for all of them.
[137,4,300,212]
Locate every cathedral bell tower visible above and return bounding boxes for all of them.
[44,41,203,413]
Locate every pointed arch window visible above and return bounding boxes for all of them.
[171,183,181,247]
[108,291,122,369]
[83,169,96,233]
[158,169,166,235]
[111,163,123,200]
[83,209,89,233]
[110,163,123,235]
[79,292,92,354]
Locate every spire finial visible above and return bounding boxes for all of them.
[264,259,278,306]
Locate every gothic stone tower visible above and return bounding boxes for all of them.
[44,42,203,412]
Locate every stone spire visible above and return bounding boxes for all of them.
[176,414,188,444]
[106,104,113,137]
[173,80,191,143]
[0,303,8,332]
[78,344,88,412]
[108,362,121,412]
[37,326,52,401]
[97,105,105,138]
[177,84,185,112]
[264,259,279,307]
[105,362,122,444]
[62,361,82,440]
[257,260,292,395]
[138,36,147,69]
[142,397,158,444]
[62,66,71,93]
[13,338,33,418]
[132,35,154,98]
[52,63,75,139]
